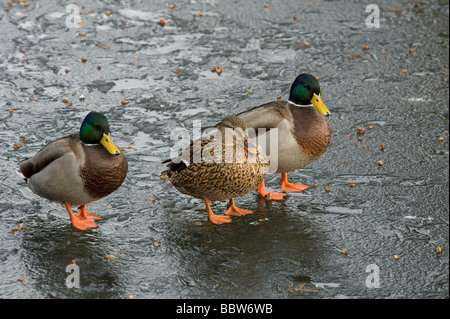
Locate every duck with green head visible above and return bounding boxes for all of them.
[18,111,128,230]
[237,73,331,199]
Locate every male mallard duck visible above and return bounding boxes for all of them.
[18,111,128,230]
[237,73,331,200]
[160,116,269,224]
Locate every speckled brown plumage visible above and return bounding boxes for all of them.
[160,116,268,222]
[166,153,267,201]
[162,117,268,201]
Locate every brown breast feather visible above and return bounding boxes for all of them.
[80,143,128,200]
[288,104,331,161]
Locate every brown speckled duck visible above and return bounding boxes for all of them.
[237,73,331,200]
[160,116,269,224]
[18,112,128,230]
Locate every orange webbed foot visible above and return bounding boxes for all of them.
[209,214,233,224]
[75,204,101,220]
[278,172,309,192]
[64,203,97,230]
[263,191,287,200]
[256,180,287,200]
[72,218,97,230]
[225,199,253,216]
[280,182,309,192]
[204,198,232,225]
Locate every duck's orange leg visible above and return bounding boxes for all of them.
[75,204,101,220]
[224,198,253,216]
[204,198,232,224]
[278,172,309,192]
[64,203,97,230]
[256,179,286,200]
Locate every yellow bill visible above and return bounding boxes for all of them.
[311,93,330,116]
[100,133,121,155]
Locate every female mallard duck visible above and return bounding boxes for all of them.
[18,111,128,230]
[237,73,331,200]
[160,116,269,224]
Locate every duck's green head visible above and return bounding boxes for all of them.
[80,111,121,155]
[289,73,330,116]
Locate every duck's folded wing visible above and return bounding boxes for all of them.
[18,135,76,179]
[236,101,288,137]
